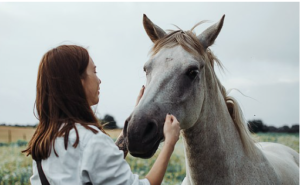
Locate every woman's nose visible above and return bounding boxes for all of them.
[99,78,101,84]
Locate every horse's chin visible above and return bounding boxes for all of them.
[130,149,157,159]
[128,137,163,159]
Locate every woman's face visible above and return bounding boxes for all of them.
[81,57,101,106]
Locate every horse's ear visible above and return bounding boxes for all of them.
[198,15,225,49]
[143,14,166,43]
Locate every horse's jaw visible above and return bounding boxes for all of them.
[127,137,163,159]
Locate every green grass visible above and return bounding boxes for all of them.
[0,144,32,185]
[0,133,298,185]
[254,132,299,152]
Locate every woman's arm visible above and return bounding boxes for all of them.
[145,114,181,185]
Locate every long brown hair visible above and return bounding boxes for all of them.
[22,45,106,160]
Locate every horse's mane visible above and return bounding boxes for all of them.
[150,23,257,156]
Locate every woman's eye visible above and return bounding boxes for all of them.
[187,69,199,80]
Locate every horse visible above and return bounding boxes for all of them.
[123,14,299,185]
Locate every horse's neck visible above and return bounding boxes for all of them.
[182,90,252,184]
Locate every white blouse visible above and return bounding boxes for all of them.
[30,123,150,185]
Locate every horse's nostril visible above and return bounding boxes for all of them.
[146,120,157,133]
[142,120,158,143]
[123,113,133,138]
[123,119,129,138]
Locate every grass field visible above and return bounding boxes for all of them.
[0,126,298,185]
[0,126,123,143]
[0,126,36,143]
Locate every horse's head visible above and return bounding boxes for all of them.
[123,14,225,158]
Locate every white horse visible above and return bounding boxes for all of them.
[123,14,299,184]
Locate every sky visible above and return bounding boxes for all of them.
[0,2,298,128]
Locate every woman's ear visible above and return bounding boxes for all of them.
[81,78,85,88]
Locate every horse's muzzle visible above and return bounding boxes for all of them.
[123,113,164,159]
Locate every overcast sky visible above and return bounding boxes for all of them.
[0,2,298,128]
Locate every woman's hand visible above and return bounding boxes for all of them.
[145,114,181,185]
[135,85,145,107]
[163,114,181,147]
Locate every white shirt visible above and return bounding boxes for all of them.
[30,123,150,185]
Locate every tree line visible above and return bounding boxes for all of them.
[248,119,299,133]
[0,114,119,130]
[1,117,299,133]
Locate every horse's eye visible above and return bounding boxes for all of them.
[187,69,199,80]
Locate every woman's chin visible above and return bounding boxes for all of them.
[95,97,100,104]
[93,99,99,105]
[89,98,99,107]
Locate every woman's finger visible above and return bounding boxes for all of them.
[165,114,171,123]
[171,115,178,124]
[135,85,145,106]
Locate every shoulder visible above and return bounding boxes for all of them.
[72,123,113,149]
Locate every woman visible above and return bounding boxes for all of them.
[22,45,181,185]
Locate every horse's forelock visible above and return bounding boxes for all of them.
[150,24,205,59]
